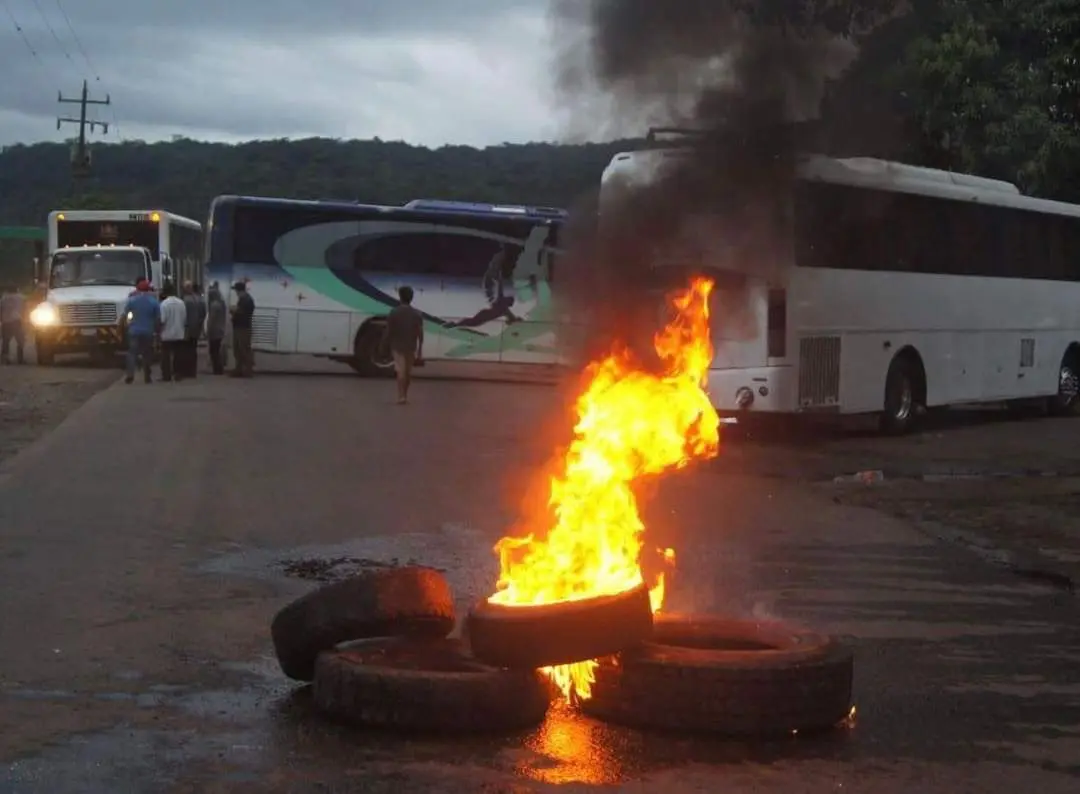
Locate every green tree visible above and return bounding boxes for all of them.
[895,0,1080,197]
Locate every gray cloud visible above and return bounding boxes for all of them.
[0,0,557,146]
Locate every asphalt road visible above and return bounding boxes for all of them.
[0,367,1078,791]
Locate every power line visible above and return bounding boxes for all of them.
[52,0,121,139]
[53,0,98,80]
[2,0,40,58]
[30,0,77,74]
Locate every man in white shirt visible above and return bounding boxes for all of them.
[158,283,187,381]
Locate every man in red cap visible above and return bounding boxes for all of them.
[122,279,160,383]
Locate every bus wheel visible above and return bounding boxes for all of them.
[353,324,395,378]
[1049,352,1080,416]
[880,356,922,435]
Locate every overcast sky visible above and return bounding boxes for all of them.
[0,0,577,147]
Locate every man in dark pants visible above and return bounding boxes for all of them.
[229,281,255,377]
[206,282,227,374]
[122,279,159,384]
[181,281,201,378]
[158,282,186,381]
[0,284,26,364]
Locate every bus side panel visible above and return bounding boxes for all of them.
[296,311,351,355]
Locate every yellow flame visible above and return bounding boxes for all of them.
[488,278,720,700]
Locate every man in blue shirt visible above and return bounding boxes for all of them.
[123,279,160,384]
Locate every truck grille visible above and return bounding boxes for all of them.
[58,302,118,325]
[798,335,841,408]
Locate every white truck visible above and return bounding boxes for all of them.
[29,210,202,365]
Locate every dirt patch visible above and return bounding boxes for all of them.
[831,476,1080,588]
[0,364,120,464]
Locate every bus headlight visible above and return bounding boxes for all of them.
[30,302,58,327]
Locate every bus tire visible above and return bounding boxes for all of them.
[880,355,922,435]
[353,323,395,378]
[1049,347,1080,417]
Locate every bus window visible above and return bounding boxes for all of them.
[435,234,501,280]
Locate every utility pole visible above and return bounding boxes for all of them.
[57,80,110,178]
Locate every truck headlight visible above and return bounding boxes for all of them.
[30,303,58,327]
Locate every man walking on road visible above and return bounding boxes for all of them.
[0,284,26,365]
[229,281,255,378]
[158,283,186,381]
[383,285,424,404]
[123,279,160,384]
[205,282,227,375]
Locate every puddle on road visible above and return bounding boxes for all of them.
[199,523,498,597]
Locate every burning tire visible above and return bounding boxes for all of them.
[581,614,854,735]
[465,583,653,669]
[271,566,456,681]
[313,637,551,732]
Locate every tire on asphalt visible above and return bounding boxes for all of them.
[35,338,53,366]
[879,354,922,435]
[352,322,395,378]
[580,614,854,735]
[465,583,653,669]
[313,637,552,732]
[1049,348,1080,416]
[270,566,456,681]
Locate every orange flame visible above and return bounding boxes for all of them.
[488,277,720,700]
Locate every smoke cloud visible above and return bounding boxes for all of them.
[550,0,869,361]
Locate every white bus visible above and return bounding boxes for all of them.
[30,210,202,364]
[203,196,565,375]
[601,137,1080,433]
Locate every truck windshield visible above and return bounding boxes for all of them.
[49,249,147,288]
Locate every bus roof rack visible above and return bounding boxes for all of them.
[645,127,710,143]
[404,199,567,218]
[644,121,822,149]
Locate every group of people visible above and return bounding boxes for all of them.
[123,279,255,383]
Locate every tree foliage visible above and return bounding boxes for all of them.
[0,137,630,228]
[827,0,1080,198]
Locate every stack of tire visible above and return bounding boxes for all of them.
[271,567,855,736]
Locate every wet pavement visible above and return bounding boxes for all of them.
[0,371,1078,791]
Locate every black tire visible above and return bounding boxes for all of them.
[352,323,395,378]
[270,566,456,681]
[312,637,552,733]
[35,339,53,366]
[1048,352,1080,416]
[465,583,653,669]
[879,356,921,435]
[581,614,854,736]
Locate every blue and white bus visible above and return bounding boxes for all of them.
[203,196,566,375]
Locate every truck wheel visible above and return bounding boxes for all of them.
[35,339,54,366]
[352,323,395,378]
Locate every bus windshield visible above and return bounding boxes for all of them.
[50,249,147,288]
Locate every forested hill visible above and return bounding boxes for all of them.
[0,138,630,225]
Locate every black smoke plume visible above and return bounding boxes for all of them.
[551,0,874,362]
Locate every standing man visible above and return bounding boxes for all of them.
[181,281,201,378]
[205,282,227,375]
[158,283,186,381]
[383,285,424,404]
[0,284,26,365]
[122,279,159,384]
[229,281,255,378]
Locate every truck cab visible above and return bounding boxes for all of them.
[29,244,154,365]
